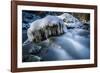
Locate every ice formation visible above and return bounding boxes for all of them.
[58,13,83,28]
[26,15,67,43]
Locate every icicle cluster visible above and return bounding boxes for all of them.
[33,23,64,43]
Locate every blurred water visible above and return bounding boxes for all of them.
[22,28,90,62]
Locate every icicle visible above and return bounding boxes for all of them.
[59,23,62,34]
[53,24,56,35]
[38,30,41,42]
[54,25,56,35]
[36,31,39,42]
[45,28,48,39]
[58,23,60,34]
[56,24,58,35]
[39,30,41,41]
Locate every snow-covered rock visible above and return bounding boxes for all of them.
[24,15,67,44]
[58,13,83,28]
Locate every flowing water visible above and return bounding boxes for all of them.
[22,28,90,62]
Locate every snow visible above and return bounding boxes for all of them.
[29,15,65,31]
[26,15,67,42]
[58,13,83,28]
